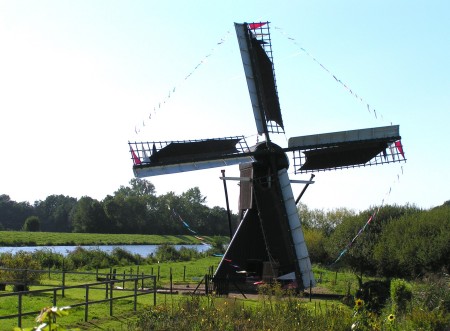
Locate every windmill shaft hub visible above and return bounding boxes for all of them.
[252,141,289,171]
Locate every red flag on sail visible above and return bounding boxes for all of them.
[395,141,405,159]
[130,147,142,165]
[249,22,267,30]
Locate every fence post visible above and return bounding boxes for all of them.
[53,288,57,306]
[85,285,89,322]
[141,272,144,289]
[105,276,109,299]
[18,292,22,328]
[134,279,138,311]
[137,265,139,275]
[153,276,156,306]
[123,271,126,288]
[62,270,66,298]
[183,266,186,282]
[151,267,153,276]
[109,280,114,316]
[170,268,173,294]
[310,280,312,302]
[157,266,160,280]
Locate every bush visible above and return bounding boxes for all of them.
[32,248,65,269]
[205,236,228,255]
[391,278,412,314]
[22,216,41,232]
[0,251,42,290]
[65,247,114,270]
[111,247,142,265]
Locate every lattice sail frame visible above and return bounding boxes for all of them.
[129,136,254,177]
[129,136,250,164]
[292,141,405,174]
[248,22,284,135]
[288,126,406,174]
[236,22,284,136]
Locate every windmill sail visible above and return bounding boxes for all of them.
[235,22,284,136]
[288,125,405,173]
[131,136,254,177]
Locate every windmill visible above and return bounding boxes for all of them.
[129,22,405,292]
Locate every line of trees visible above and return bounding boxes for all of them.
[300,201,450,279]
[1,181,449,280]
[0,178,235,236]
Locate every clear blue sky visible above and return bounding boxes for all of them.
[1,1,449,212]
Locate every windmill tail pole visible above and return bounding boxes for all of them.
[221,169,234,239]
[295,174,315,205]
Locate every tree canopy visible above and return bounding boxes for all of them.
[1,181,449,280]
[1,179,234,236]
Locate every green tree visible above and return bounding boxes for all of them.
[374,205,450,278]
[0,194,34,230]
[70,197,108,233]
[22,215,40,232]
[34,195,77,232]
[326,204,420,275]
[298,203,355,236]
[114,178,156,197]
[303,228,328,263]
[104,178,158,234]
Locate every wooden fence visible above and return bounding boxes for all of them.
[0,270,156,328]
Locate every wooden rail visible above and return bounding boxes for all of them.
[0,274,156,328]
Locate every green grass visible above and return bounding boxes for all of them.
[0,231,222,246]
[313,266,360,295]
[1,256,448,330]
[0,256,222,330]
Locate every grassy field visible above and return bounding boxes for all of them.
[1,233,448,330]
[1,258,449,330]
[0,256,222,330]
[0,231,221,246]
[0,257,366,330]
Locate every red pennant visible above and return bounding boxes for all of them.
[249,22,267,30]
[130,147,142,165]
[395,141,405,159]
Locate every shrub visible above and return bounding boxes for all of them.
[0,251,42,290]
[65,247,114,270]
[33,248,65,269]
[205,236,228,255]
[111,247,142,265]
[22,215,41,232]
[391,278,412,314]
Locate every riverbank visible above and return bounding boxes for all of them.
[0,231,225,246]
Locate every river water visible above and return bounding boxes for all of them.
[0,244,211,257]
